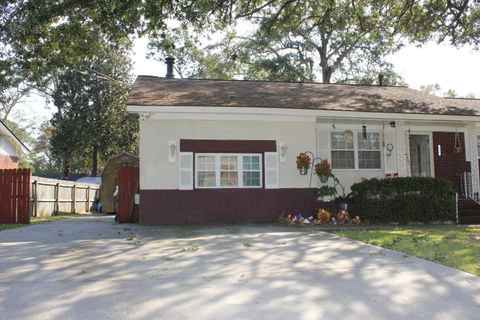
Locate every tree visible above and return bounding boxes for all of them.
[4,1,479,91]
[419,83,477,98]
[419,83,442,96]
[29,121,60,175]
[50,44,138,178]
[147,24,244,79]
[149,1,479,84]
[444,88,459,98]
[236,0,479,83]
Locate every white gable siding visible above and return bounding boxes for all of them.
[0,137,18,157]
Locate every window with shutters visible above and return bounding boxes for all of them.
[195,153,262,188]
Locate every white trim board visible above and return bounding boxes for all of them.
[128,105,480,123]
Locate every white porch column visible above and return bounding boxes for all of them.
[467,123,479,197]
[395,120,408,177]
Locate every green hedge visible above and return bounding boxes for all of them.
[348,177,456,224]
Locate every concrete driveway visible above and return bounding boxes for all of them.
[0,216,479,320]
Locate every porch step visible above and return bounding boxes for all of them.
[458,199,480,224]
[460,209,480,217]
[459,216,480,224]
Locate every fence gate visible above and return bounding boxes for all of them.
[118,166,139,223]
[0,169,30,224]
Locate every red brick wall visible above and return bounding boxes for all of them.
[0,154,19,169]
[140,188,319,225]
[432,132,470,193]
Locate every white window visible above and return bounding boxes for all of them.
[358,132,381,169]
[196,155,216,187]
[195,153,262,188]
[331,132,355,169]
[330,131,381,169]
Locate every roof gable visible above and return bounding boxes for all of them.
[0,120,29,155]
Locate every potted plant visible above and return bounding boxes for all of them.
[296,152,311,175]
[316,185,337,201]
[315,159,331,183]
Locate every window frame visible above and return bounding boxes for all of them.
[476,135,480,158]
[330,131,355,169]
[329,131,383,170]
[357,132,382,169]
[194,153,263,189]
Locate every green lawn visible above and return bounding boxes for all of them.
[332,226,480,276]
[0,214,80,232]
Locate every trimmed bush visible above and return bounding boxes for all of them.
[348,177,456,224]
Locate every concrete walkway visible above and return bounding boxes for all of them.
[0,216,479,320]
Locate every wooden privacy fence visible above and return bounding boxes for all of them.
[0,169,30,224]
[31,176,100,217]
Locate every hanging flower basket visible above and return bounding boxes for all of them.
[299,167,309,175]
[319,175,329,183]
[315,159,332,183]
[296,152,311,175]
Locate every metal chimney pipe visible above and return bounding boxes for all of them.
[378,74,384,86]
[165,57,175,79]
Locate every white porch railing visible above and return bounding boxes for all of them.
[460,171,479,202]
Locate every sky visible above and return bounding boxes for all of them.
[13,37,480,125]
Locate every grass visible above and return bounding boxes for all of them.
[0,213,80,232]
[332,226,480,276]
[0,224,24,232]
[31,214,79,224]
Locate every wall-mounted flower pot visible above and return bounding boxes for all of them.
[319,175,328,183]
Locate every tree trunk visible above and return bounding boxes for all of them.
[91,146,98,177]
[62,155,70,179]
[318,34,331,84]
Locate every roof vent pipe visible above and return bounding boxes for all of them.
[165,57,175,79]
[378,74,384,86]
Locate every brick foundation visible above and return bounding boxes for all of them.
[140,188,320,225]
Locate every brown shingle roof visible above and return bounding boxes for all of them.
[127,76,480,117]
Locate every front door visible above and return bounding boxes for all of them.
[409,134,432,177]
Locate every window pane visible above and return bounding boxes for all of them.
[331,132,354,150]
[197,155,215,170]
[358,151,381,169]
[243,171,260,187]
[358,132,380,150]
[197,172,216,187]
[243,155,260,171]
[477,136,480,157]
[221,156,238,170]
[331,151,355,169]
[220,172,238,186]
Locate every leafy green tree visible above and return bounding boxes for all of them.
[148,24,243,79]
[50,44,138,178]
[419,83,442,96]
[148,1,479,83]
[3,1,478,90]
[444,89,459,98]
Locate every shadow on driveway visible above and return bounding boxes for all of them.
[0,216,479,319]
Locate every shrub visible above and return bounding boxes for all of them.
[348,177,456,224]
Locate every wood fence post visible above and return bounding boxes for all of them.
[86,185,90,212]
[33,179,38,217]
[72,184,76,214]
[55,182,60,215]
